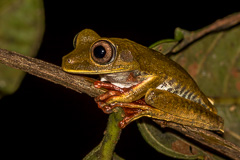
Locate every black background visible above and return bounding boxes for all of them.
[1,1,239,159]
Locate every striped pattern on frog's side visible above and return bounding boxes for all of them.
[156,75,208,109]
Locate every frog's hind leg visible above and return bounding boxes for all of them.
[145,88,224,132]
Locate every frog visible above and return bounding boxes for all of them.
[62,29,224,133]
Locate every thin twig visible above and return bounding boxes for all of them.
[0,49,240,159]
[173,12,240,53]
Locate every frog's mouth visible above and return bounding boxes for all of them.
[62,69,135,75]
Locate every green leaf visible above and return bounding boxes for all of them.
[149,39,178,55]
[138,118,206,159]
[149,26,187,55]
[0,0,45,97]
[138,17,240,159]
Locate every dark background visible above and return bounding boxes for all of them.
[1,1,239,159]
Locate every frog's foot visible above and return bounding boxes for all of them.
[94,80,133,101]
[95,90,122,102]
[94,89,123,114]
[109,102,153,128]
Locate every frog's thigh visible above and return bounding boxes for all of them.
[145,88,224,131]
[145,88,187,111]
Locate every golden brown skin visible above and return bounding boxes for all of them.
[62,29,224,133]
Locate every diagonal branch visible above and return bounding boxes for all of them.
[0,48,240,159]
[153,120,240,159]
[0,49,105,97]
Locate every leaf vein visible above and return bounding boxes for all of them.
[196,32,224,76]
[222,47,240,94]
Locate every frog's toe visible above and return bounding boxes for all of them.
[119,119,128,128]
[96,101,114,114]
[96,101,106,108]
[102,105,114,114]
[95,90,122,102]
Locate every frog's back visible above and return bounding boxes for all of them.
[133,43,216,113]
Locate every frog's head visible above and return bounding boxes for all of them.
[62,29,141,74]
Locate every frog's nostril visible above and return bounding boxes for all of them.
[67,58,74,64]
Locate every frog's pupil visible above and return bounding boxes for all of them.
[94,46,106,58]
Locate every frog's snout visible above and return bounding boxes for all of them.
[62,54,75,71]
[66,58,74,64]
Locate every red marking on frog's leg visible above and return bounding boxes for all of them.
[134,98,147,105]
[122,108,142,117]
[94,81,128,93]
[95,90,122,102]
[94,80,136,103]
[119,108,142,128]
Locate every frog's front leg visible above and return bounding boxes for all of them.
[94,75,161,113]
[95,75,161,104]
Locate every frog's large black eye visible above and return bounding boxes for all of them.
[93,46,106,58]
[91,40,115,65]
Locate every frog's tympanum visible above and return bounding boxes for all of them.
[62,29,224,133]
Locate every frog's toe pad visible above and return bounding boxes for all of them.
[96,101,114,114]
[102,106,114,114]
